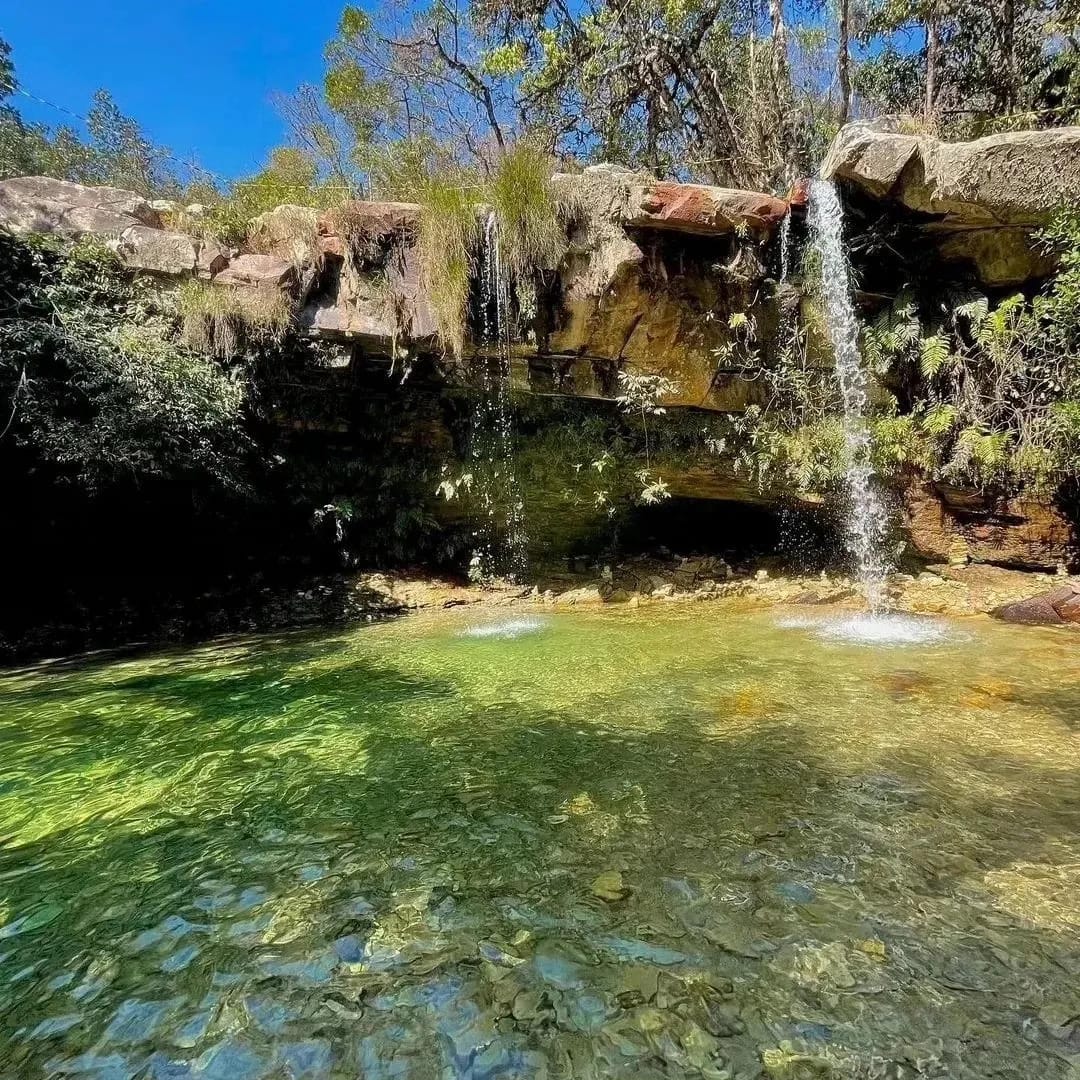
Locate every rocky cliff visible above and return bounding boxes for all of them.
[2,126,1078,571]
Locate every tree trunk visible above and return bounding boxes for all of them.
[1002,0,1016,113]
[768,0,789,88]
[925,2,940,127]
[838,0,852,125]
[767,0,792,184]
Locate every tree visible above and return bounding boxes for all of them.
[0,37,14,98]
[275,3,516,193]
[275,0,837,193]
[854,0,1076,134]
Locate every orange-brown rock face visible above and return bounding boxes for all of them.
[628,181,789,235]
[903,480,1076,572]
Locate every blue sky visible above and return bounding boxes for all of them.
[3,1,343,181]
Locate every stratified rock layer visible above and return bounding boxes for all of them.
[904,480,1075,572]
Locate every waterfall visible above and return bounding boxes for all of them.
[807,180,891,612]
[470,212,528,582]
[778,208,791,282]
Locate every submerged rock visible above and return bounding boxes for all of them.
[590,871,630,902]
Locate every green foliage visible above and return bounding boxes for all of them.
[833,211,1080,494]
[918,334,953,379]
[489,143,566,279]
[193,149,349,247]
[720,408,847,496]
[853,0,1076,135]
[0,38,15,98]
[402,144,565,354]
[861,289,920,373]
[0,234,249,491]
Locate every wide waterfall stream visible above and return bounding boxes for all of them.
[807,180,893,613]
[2,607,1079,1079]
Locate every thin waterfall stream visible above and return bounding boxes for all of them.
[470,211,528,582]
[807,179,892,612]
[778,208,791,282]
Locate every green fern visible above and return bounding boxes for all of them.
[950,288,989,327]
[921,403,958,438]
[919,334,953,379]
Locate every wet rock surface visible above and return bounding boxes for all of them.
[994,582,1080,625]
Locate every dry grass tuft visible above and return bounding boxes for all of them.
[178,281,293,358]
[247,205,321,269]
[416,174,481,357]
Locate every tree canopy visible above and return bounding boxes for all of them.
[3,1,1080,201]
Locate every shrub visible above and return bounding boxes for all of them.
[0,234,250,491]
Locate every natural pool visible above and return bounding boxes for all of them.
[1,608,1079,1079]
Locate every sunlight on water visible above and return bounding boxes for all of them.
[1,607,1079,1078]
[776,611,954,646]
[459,616,551,639]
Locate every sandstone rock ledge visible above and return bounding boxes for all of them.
[822,119,1080,286]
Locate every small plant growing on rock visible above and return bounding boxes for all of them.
[616,370,677,503]
[177,281,293,358]
[488,143,566,280]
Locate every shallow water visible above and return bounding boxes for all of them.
[1,607,1079,1078]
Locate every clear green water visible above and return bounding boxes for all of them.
[1,608,1080,1079]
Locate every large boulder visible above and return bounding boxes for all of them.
[901,128,1080,226]
[823,121,1080,225]
[822,121,1080,286]
[212,253,294,289]
[301,279,398,340]
[934,228,1057,289]
[820,119,922,198]
[0,176,160,237]
[108,225,200,275]
[299,200,435,345]
[993,583,1080,626]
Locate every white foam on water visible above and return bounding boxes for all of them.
[777,611,954,647]
[459,617,550,640]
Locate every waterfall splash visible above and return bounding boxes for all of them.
[470,211,528,582]
[778,208,791,282]
[807,179,891,612]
